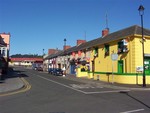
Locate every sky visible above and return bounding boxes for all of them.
[0,0,150,55]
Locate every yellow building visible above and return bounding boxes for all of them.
[90,25,150,84]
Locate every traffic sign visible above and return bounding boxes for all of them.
[111,53,118,61]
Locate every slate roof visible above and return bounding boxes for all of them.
[75,25,150,51]
[45,25,150,59]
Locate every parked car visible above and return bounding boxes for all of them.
[35,66,43,71]
[32,63,43,71]
[48,68,54,74]
[52,68,63,76]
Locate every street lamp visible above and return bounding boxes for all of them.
[138,5,146,87]
[63,38,67,77]
[43,49,45,56]
[64,38,66,51]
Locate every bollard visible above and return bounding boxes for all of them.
[97,75,100,80]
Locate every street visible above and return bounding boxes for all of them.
[0,67,150,113]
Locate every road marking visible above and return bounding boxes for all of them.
[35,74,87,94]
[70,84,103,89]
[120,109,145,113]
[0,78,31,97]
[84,90,130,94]
[32,73,130,94]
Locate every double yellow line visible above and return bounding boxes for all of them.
[0,78,31,97]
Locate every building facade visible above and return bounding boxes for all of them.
[0,33,10,59]
[44,25,150,84]
[10,58,43,67]
[90,25,150,84]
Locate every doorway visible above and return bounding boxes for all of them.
[118,60,124,73]
[145,57,150,74]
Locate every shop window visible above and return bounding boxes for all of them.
[105,45,109,56]
[80,64,87,72]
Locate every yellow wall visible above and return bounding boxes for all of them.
[92,35,150,74]
[90,35,150,84]
[93,73,150,84]
[76,68,88,77]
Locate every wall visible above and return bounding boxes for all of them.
[90,35,150,84]
[0,33,10,50]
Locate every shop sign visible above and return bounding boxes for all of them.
[136,66,143,72]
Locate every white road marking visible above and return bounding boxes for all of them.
[120,109,145,113]
[32,73,87,94]
[29,72,130,94]
[84,90,130,94]
[70,84,103,89]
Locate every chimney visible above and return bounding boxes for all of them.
[48,49,58,55]
[64,45,71,50]
[77,40,86,46]
[102,28,109,37]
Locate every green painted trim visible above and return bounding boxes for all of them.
[87,71,150,76]
[87,71,93,73]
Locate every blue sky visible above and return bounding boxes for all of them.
[0,0,150,55]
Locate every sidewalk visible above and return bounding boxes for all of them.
[0,68,24,94]
[65,74,150,91]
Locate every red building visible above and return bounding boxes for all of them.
[10,58,43,66]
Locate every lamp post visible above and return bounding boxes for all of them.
[64,38,66,50]
[63,38,67,77]
[138,5,146,87]
[64,38,67,67]
[43,49,45,56]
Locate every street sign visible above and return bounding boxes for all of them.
[136,66,143,72]
[111,53,118,61]
[111,53,118,84]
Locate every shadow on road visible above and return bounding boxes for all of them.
[6,67,29,79]
[120,91,150,110]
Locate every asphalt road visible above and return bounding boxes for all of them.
[0,67,150,113]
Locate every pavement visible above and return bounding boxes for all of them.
[64,74,150,91]
[1,68,150,95]
[0,68,25,94]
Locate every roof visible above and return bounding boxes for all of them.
[74,25,150,51]
[45,25,150,59]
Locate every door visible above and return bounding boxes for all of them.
[118,60,124,73]
[71,64,76,74]
[145,57,150,74]
[92,61,95,72]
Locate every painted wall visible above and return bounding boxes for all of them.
[0,33,10,50]
[91,35,150,84]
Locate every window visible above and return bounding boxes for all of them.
[2,48,5,56]
[118,40,128,54]
[94,47,98,57]
[105,45,109,56]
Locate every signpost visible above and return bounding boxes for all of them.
[111,53,118,83]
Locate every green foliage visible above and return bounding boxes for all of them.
[10,54,43,58]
